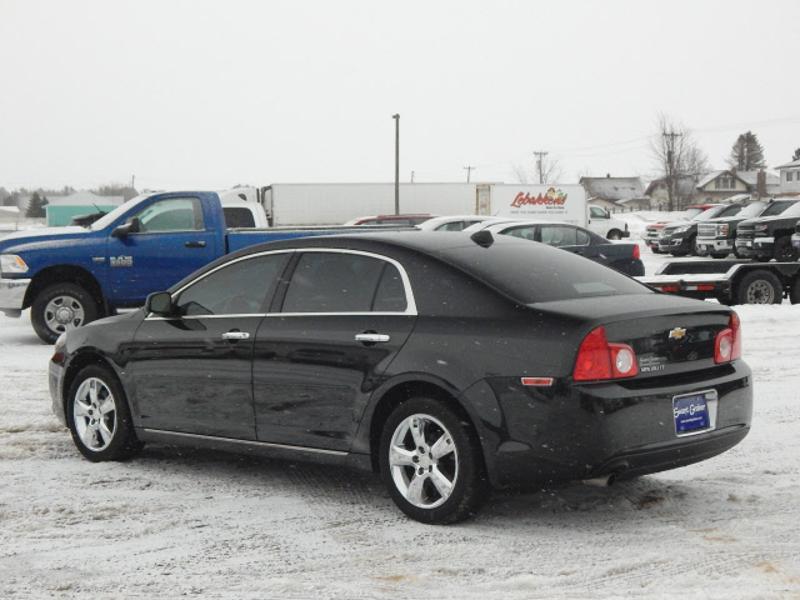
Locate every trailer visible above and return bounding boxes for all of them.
[638,259,800,305]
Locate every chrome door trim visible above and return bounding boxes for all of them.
[140,428,348,456]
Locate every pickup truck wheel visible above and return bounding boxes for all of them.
[606,229,622,241]
[66,364,143,462]
[737,271,783,305]
[791,278,800,304]
[31,283,100,344]
[379,398,488,524]
[773,236,798,262]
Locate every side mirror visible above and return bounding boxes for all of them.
[145,291,174,316]
[111,217,141,238]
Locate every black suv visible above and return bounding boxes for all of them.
[658,204,742,256]
[696,200,770,258]
[735,198,800,261]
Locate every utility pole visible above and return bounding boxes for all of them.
[533,151,549,184]
[463,165,475,183]
[131,174,135,191]
[410,170,415,183]
[662,132,682,211]
[392,114,400,215]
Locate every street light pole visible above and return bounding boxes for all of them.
[392,113,400,215]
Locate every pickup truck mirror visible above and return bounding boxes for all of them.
[145,291,174,316]
[111,217,141,238]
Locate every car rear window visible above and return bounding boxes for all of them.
[437,240,650,303]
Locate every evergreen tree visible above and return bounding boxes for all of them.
[26,192,47,218]
[727,131,766,170]
[793,148,800,161]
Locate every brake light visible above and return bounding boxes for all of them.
[714,312,742,363]
[632,244,641,260]
[573,326,639,381]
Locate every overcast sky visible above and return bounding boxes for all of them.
[1,0,799,191]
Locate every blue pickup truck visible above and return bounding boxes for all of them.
[0,191,383,343]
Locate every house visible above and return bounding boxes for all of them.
[694,169,779,203]
[774,158,800,194]
[579,175,648,212]
[644,176,699,210]
[45,190,125,226]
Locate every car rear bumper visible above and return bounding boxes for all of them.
[476,361,752,488]
[0,276,30,316]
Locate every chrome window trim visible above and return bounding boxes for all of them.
[145,247,417,320]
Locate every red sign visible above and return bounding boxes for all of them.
[510,187,568,208]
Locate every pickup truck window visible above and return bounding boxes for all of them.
[133,198,204,233]
[176,253,289,316]
[224,206,256,228]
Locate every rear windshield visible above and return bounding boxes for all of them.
[761,200,797,217]
[437,240,651,303]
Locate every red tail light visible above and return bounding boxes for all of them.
[573,326,639,381]
[633,244,641,260]
[715,312,742,363]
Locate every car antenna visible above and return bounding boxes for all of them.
[470,230,494,248]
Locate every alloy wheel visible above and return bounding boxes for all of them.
[73,377,117,452]
[388,413,459,509]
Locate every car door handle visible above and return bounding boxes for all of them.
[355,333,390,344]
[222,331,250,341]
[185,240,207,248]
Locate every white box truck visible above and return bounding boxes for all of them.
[476,183,630,239]
[223,182,629,239]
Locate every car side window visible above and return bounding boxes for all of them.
[373,263,407,312]
[540,225,578,247]
[133,198,204,233]
[576,228,590,245]
[283,252,388,313]
[504,225,537,241]
[176,253,288,316]
[436,221,468,231]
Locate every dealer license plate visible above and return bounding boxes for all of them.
[673,391,713,435]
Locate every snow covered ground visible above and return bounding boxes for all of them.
[1,250,799,598]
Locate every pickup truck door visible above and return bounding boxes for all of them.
[105,196,218,306]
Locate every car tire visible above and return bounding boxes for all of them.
[606,229,622,241]
[736,270,783,305]
[379,397,488,524]
[66,364,143,462]
[790,278,800,305]
[773,236,798,262]
[31,283,100,344]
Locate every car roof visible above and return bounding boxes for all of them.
[481,219,574,231]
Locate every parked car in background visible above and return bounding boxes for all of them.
[696,200,770,258]
[50,231,751,524]
[658,204,742,257]
[464,219,644,276]
[792,220,800,253]
[735,198,800,262]
[417,215,496,231]
[643,204,719,252]
[344,214,435,226]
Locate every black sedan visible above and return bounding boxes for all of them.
[466,219,644,276]
[49,232,752,524]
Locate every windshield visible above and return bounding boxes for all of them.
[760,200,798,217]
[737,202,767,218]
[779,200,800,217]
[89,194,151,231]
[690,206,722,221]
[684,207,705,219]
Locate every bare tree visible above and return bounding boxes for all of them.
[650,113,709,210]
[511,155,562,185]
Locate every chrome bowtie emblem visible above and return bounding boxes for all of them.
[668,327,687,341]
